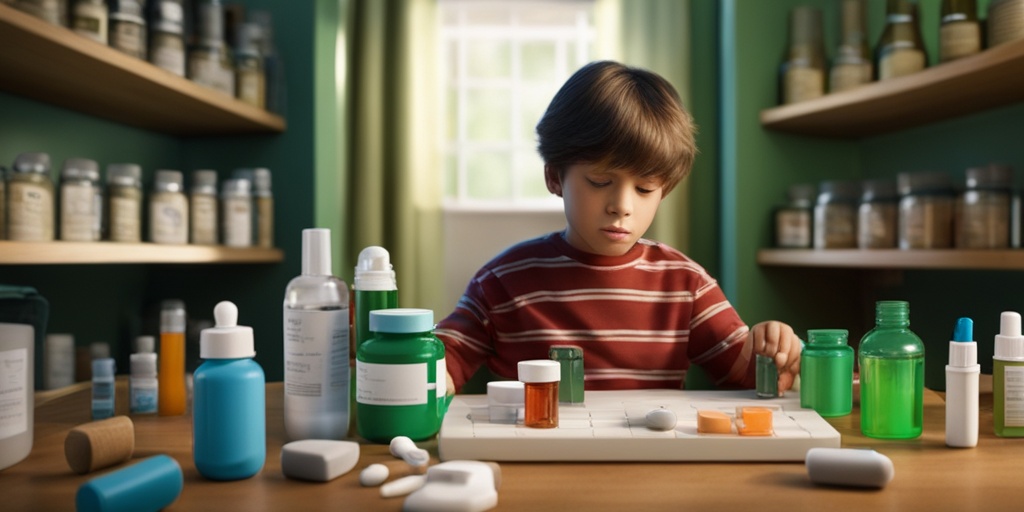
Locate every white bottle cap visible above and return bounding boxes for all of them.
[93,358,115,378]
[200,301,256,359]
[302,228,333,276]
[487,381,525,406]
[130,352,157,378]
[354,246,397,291]
[135,335,155,353]
[160,300,186,333]
[46,333,74,352]
[517,359,560,383]
[995,311,1024,361]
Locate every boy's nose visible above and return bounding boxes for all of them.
[607,188,632,217]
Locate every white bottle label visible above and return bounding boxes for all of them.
[223,197,252,247]
[190,195,218,245]
[356,361,428,406]
[0,348,28,440]
[436,358,447,398]
[130,378,158,414]
[284,309,349,398]
[61,185,98,241]
[8,181,53,241]
[150,192,188,244]
[1005,366,1024,427]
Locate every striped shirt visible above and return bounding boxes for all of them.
[435,232,756,392]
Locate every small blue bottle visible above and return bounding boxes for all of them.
[92,358,116,420]
[193,301,265,480]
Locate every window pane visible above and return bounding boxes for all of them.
[517,151,549,199]
[444,153,459,198]
[466,88,511,141]
[467,40,511,79]
[446,87,459,142]
[466,150,512,199]
[520,85,555,141]
[521,42,557,82]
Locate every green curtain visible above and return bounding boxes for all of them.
[596,0,693,253]
[345,0,445,314]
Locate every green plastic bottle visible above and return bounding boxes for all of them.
[993,311,1024,437]
[800,329,854,417]
[356,308,447,443]
[859,301,925,439]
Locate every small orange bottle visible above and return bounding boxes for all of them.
[518,360,560,428]
[158,300,187,416]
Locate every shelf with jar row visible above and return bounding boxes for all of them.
[760,36,1024,138]
[756,248,1024,271]
[0,240,283,265]
[0,4,284,136]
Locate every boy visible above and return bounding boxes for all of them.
[436,61,801,394]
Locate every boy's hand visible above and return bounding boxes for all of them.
[749,321,801,394]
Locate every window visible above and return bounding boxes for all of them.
[439,0,596,209]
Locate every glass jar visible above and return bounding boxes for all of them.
[148,0,185,76]
[988,0,1024,48]
[940,0,981,62]
[235,22,266,108]
[10,0,67,26]
[898,171,954,249]
[779,6,826,105]
[221,178,251,247]
[813,180,859,249]
[188,0,235,97]
[106,163,142,242]
[190,169,218,245]
[858,179,898,249]
[109,0,147,60]
[774,183,815,248]
[859,301,924,439]
[956,164,1013,249]
[59,158,102,242]
[150,170,188,244]
[71,0,108,44]
[830,0,872,93]
[7,152,55,241]
[876,0,927,81]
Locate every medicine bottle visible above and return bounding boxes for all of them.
[773,183,815,248]
[858,179,898,249]
[994,311,1024,437]
[235,22,266,108]
[813,180,858,249]
[150,170,188,244]
[252,168,274,248]
[988,0,1024,48]
[756,354,778,398]
[876,0,927,81]
[356,308,447,443]
[549,345,584,405]
[10,0,67,26]
[940,0,981,63]
[898,171,954,249]
[800,329,854,417]
[44,333,75,390]
[779,6,825,105]
[518,360,560,428]
[859,301,924,439]
[130,351,158,415]
[158,299,187,416]
[188,0,235,97]
[189,169,218,245]
[92,358,116,420]
[955,164,1012,249]
[148,0,185,76]
[60,158,102,242]
[193,301,265,480]
[108,0,147,60]
[105,164,142,242]
[71,0,108,44]
[283,228,350,440]
[8,152,55,241]
[354,246,399,351]
[830,0,872,93]
[221,178,252,247]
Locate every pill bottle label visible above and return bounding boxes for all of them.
[283,309,349,398]
[8,181,53,241]
[150,193,188,244]
[1005,366,1024,427]
[222,197,252,247]
[110,195,141,242]
[356,361,428,406]
[62,185,98,241]
[879,48,925,79]
[940,21,981,61]
[111,20,145,59]
[784,67,823,104]
[435,358,447,398]
[131,380,158,414]
[829,62,871,93]
[0,348,28,440]
[191,194,218,245]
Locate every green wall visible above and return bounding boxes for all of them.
[0,0,342,383]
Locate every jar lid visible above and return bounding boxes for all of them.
[221,178,251,198]
[369,308,434,334]
[12,152,50,174]
[130,352,157,376]
[897,171,952,195]
[816,180,859,204]
[787,183,817,206]
[860,179,897,202]
[154,170,184,193]
[107,163,141,188]
[487,381,524,405]
[965,164,1012,191]
[518,359,560,383]
[252,168,272,196]
[61,158,100,182]
[160,299,186,333]
[92,358,116,378]
[191,169,218,194]
[135,335,155,353]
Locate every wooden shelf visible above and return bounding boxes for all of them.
[0,5,285,136]
[0,241,283,264]
[758,248,1024,271]
[760,38,1024,138]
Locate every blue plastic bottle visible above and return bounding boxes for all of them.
[76,455,184,512]
[193,301,265,480]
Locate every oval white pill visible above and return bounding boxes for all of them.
[403,447,430,467]
[645,408,677,431]
[360,463,390,487]
[389,436,417,458]
[805,447,894,488]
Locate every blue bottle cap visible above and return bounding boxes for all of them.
[369,308,434,334]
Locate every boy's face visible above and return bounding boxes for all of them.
[547,162,664,257]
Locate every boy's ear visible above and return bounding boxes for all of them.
[544,165,563,197]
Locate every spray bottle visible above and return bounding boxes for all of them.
[994,311,1024,437]
[945,317,978,447]
[354,246,398,350]
[283,228,350,440]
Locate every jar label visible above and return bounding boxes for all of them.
[61,185,98,241]
[130,381,158,414]
[257,197,274,248]
[110,195,141,242]
[152,36,186,77]
[988,1,1024,47]
[776,209,811,247]
[8,181,53,241]
[190,195,218,245]
[356,361,428,406]
[238,68,265,108]
[1005,366,1024,427]
[436,358,447,398]
[111,21,146,59]
[223,197,252,247]
[879,48,925,80]
[150,193,188,244]
[284,309,349,398]
[784,67,824,104]
[829,62,871,93]
[940,22,981,61]
[0,348,28,440]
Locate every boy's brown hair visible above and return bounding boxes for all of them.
[536,60,697,196]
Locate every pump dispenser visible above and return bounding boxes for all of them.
[945,317,979,447]
[283,229,350,440]
[193,301,265,480]
[994,311,1024,437]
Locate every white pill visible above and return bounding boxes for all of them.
[389,436,417,459]
[403,447,430,467]
[805,448,895,488]
[645,408,677,431]
[360,463,390,487]
[280,440,360,482]
[380,474,427,498]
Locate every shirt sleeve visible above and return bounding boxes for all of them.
[434,274,496,392]
[685,276,756,389]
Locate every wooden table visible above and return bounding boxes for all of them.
[4,378,1022,511]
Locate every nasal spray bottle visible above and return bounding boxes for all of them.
[994,311,1024,437]
[945,317,979,448]
[352,246,398,433]
[283,228,350,440]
